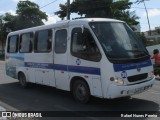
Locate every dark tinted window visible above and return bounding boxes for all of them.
[55,29,67,53]
[19,33,33,53]
[35,29,52,52]
[7,35,19,53]
[71,28,101,62]
[90,22,148,59]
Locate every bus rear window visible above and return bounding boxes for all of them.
[7,35,19,53]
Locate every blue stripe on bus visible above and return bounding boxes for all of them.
[53,64,68,71]
[7,54,24,60]
[113,59,152,72]
[25,62,101,75]
[68,65,100,75]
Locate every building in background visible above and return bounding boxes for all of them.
[144,27,160,37]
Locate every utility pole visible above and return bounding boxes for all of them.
[67,0,70,20]
[143,0,151,36]
[136,0,151,36]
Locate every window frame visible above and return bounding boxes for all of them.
[34,29,52,53]
[71,27,101,62]
[55,29,67,54]
[19,32,34,53]
[7,35,19,53]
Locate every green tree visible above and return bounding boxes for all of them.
[156,29,160,34]
[0,14,15,54]
[1,0,48,53]
[118,11,139,30]
[55,0,139,28]
[55,3,68,20]
[0,15,7,54]
[3,13,16,33]
[3,0,48,31]
[15,0,48,30]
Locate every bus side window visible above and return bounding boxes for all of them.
[19,33,33,53]
[35,29,52,53]
[55,29,67,54]
[72,28,83,53]
[7,35,19,53]
[71,28,101,62]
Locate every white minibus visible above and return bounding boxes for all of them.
[5,18,155,103]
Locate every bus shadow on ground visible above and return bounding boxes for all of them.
[0,82,159,119]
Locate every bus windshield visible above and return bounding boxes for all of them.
[90,22,149,63]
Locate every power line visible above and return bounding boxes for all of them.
[3,0,60,31]
[131,7,160,9]
[40,0,59,9]
[5,0,160,31]
[140,23,160,26]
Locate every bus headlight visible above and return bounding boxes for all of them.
[110,77,125,85]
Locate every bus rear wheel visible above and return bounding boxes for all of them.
[18,72,28,88]
[72,80,90,104]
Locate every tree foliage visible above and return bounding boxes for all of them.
[15,0,48,30]
[3,0,48,31]
[0,0,48,53]
[55,0,139,29]
[156,29,160,34]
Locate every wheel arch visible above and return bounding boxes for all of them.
[70,76,90,93]
[16,68,28,82]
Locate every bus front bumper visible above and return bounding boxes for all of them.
[106,77,155,99]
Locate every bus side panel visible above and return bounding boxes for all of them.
[6,53,25,79]
[68,56,103,97]
[24,53,55,86]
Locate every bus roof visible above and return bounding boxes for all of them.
[7,18,124,36]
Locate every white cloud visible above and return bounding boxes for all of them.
[0,10,16,15]
[62,0,73,3]
[143,9,160,17]
[11,0,35,3]
[43,14,61,25]
[11,0,19,2]
[0,11,5,15]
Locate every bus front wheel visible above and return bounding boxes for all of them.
[72,80,90,104]
[18,72,28,88]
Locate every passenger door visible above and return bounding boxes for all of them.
[54,28,69,90]
[32,29,55,86]
[68,26,103,97]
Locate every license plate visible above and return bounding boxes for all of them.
[127,85,152,95]
[127,87,147,94]
[134,87,144,94]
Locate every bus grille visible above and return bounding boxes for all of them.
[127,73,148,82]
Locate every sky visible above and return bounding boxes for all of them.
[0,0,160,32]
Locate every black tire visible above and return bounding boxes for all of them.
[72,80,90,104]
[18,72,28,88]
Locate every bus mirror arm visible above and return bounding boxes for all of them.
[81,25,84,33]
